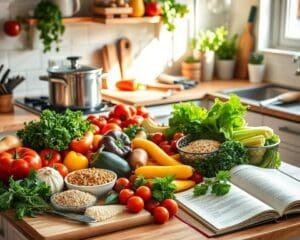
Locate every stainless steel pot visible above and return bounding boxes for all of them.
[40,56,105,109]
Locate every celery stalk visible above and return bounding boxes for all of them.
[239,135,266,147]
[232,126,273,141]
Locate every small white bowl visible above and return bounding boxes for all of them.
[65,169,117,198]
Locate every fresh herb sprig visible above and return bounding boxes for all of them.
[151,175,176,202]
[123,124,146,140]
[193,171,231,196]
[17,109,93,151]
[0,171,51,220]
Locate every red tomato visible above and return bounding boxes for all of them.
[119,189,135,204]
[70,131,93,154]
[101,123,121,135]
[91,124,100,134]
[114,177,131,192]
[150,133,165,145]
[136,186,152,201]
[0,147,41,182]
[170,140,178,151]
[190,171,203,184]
[153,206,169,224]
[136,106,148,116]
[52,163,69,178]
[92,118,107,130]
[173,133,184,141]
[158,140,169,148]
[160,144,172,154]
[125,115,144,127]
[129,106,137,116]
[127,196,144,213]
[113,104,131,121]
[145,2,161,16]
[61,149,71,159]
[145,181,153,190]
[87,114,98,122]
[161,199,178,217]
[128,174,137,185]
[3,20,21,37]
[39,149,62,167]
[145,198,160,214]
[108,118,122,126]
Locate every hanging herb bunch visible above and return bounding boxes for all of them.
[158,0,189,32]
[33,0,65,53]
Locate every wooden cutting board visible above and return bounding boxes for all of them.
[235,6,257,79]
[117,37,133,79]
[4,209,152,240]
[101,43,122,80]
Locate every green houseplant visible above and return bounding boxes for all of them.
[216,34,238,80]
[34,0,65,53]
[248,52,265,83]
[192,26,227,81]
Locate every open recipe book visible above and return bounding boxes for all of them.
[176,164,300,236]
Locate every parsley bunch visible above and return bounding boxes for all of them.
[0,171,51,220]
[17,109,92,151]
[193,171,231,197]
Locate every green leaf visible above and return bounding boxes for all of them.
[211,183,231,196]
[133,175,147,189]
[193,184,209,196]
[104,191,119,205]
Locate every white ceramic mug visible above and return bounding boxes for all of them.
[51,0,81,17]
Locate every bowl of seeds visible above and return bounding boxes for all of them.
[65,168,117,197]
[51,189,97,213]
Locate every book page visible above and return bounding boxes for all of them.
[231,165,300,215]
[279,162,300,182]
[176,184,276,231]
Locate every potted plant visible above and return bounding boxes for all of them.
[216,34,238,80]
[248,52,265,83]
[181,57,201,81]
[33,0,65,53]
[192,26,227,81]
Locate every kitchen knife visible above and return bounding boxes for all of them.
[0,64,3,74]
[260,91,300,106]
[157,74,198,89]
[48,210,97,223]
[0,68,10,84]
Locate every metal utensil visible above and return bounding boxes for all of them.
[0,69,10,84]
[48,210,97,223]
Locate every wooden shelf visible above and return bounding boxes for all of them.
[26,16,161,25]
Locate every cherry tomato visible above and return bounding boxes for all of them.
[52,163,69,178]
[91,124,101,134]
[70,131,93,154]
[113,104,132,121]
[128,174,137,185]
[145,2,161,16]
[161,199,178,217]
[145,181,153,190]
[145,198,160,214]
[136,186,152,201]
[190,171,203,184]
[0,147,41,182]
[129,106,137,116]
[92,118,107,130]
[158,140,169,148]
[173,133,184,141]
[153,206,169,224]
[87,114,98,122]
[3,20,21,37]
[92,134,102,151]
[160,144,172,154]
[151,133,165,145]
[101,123,121,135]
[170,140,178,151]
[108,118,122,126]
[39,149,62,167]
[119,189,135,204]
[127,196,144,213]
[114,177,131,192]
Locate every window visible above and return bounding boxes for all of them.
[258,0,300,53]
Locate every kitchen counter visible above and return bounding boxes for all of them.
[0,80,299,133]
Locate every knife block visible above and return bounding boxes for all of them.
[0,94,13,113]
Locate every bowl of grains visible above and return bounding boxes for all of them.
[176,134,221,167]
[51,189,97,213]
[65,168,117,197]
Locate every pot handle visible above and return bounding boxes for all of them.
[39,76,68,87]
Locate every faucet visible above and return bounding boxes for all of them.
[293,55,300,76]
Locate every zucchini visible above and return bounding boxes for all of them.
[90,150,131,177]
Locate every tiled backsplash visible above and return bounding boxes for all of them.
[0,0,193,97]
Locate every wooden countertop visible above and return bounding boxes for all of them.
[0,80,299,133]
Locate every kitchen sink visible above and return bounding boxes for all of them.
[220,84,300,116]
[221,85,294,101]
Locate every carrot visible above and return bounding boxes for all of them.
[116,79,140,91]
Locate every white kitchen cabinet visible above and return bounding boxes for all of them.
[0,215,28,240]
[263,115,300,166]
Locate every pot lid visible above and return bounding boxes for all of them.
[48,56,100,74]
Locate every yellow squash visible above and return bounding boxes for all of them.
[135,165,193,179]
[132,138,181,166]
[172,180,196,192]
